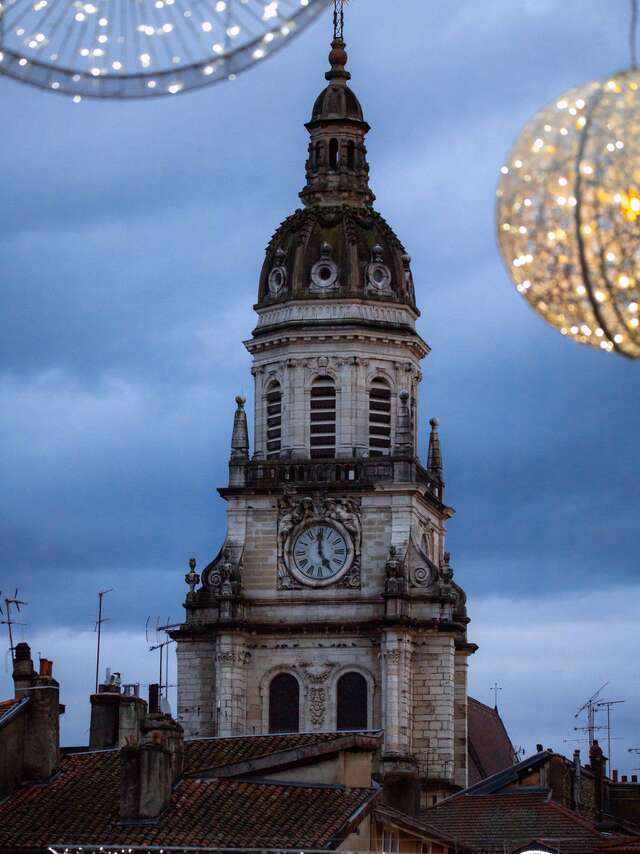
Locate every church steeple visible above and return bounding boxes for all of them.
[300,33,374,208]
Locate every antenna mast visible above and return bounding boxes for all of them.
[0,590,28,665]
[94,589,113,693]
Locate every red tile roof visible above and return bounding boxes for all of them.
[185,730,382,776]
[424,791,604,854]
[0,743,379,851]
[468,696,516,785]
[599,840,640,852]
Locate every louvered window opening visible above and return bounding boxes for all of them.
[337,672,368,731]
[369,379,392,457]
[265,381,282,460]
[268,673,300,734]
[310,377,336,459]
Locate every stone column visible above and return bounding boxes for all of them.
[176,638,215,738]
[381,630,412,757]
[251,366,265,460]
[453,649,469,789]
[214,634,250,736]
[290,360,308,459]
[336,357,354,457]
[353,357,369,456]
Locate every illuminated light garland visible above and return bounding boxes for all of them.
[0,0,325,98]
[497,70,640,359]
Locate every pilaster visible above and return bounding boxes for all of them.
[176,638,216,738]
[214,634,250,737]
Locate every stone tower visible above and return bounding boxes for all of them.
[172,27,475,811]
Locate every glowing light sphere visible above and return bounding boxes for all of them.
[0,0,325,98]
[497,70,640,359]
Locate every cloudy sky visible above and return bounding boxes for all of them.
[1,0,638,772]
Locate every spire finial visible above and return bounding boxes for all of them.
[333,0,346,40]
[427,417,443,477]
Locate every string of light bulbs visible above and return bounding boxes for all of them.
[0,0,327,98]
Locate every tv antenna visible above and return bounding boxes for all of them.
[146,617,177,700]
[0,590,28,665]
[94,589,113,693]
[574,682,624,770]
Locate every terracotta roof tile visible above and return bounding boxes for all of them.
[467,696,516,785]
[185,730,380,775]
[0,744,379,850]
[424,791,604,854]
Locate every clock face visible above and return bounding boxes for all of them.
[292,524,350,584]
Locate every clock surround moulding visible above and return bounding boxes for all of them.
[277,494,362,590]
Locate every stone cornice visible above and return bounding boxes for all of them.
[253,299,419,329]
[245,325,430,358]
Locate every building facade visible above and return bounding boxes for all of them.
[171,31,475,809]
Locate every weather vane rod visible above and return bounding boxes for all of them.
[333,0,347,40]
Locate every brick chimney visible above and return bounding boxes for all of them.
[590,739,606,821]
[3,644,61,792]
[90,670,146,750]
[573,749,582,808]
[119,699,184,823]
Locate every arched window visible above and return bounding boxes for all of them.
[369,378,392,456]
[329,138,340,170]
[337,672,368,731]
[310,376,336,458]
[347,140,355,170]
[268,673,300,733]
[265,380,282,460]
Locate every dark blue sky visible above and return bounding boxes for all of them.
[1,0,638,768]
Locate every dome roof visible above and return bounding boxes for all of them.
[256,204,418,314]
[311,82,364,122]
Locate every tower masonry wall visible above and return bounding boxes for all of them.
[411,636,456,783]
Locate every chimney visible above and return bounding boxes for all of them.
[589,739,606,821]
[90,669,147,750]
[119,707,184,823]
[613,769,619,783]
[573,749,582,808]
[633,775,638,784]
[622,775,628,783]
[536,743,544,753]
[12,644,60,784]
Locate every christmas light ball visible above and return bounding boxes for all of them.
[497,70,640,359]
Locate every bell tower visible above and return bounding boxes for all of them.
[172,12,475,812]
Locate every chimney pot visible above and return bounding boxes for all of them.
[536,743,544,753]
[632,775,638,784]
[149,683,160,715]
[622,775,628,783]
[613,770,619,782]
[39,658,53,678]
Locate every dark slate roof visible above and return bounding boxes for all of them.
[424,790,604,854]
[0,747,379,850]
[599,840,640,852]
[468,696,517,785]
[460,747,554,796]
[185,730,382,776]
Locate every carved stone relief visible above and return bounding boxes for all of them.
[301,664,336,727]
